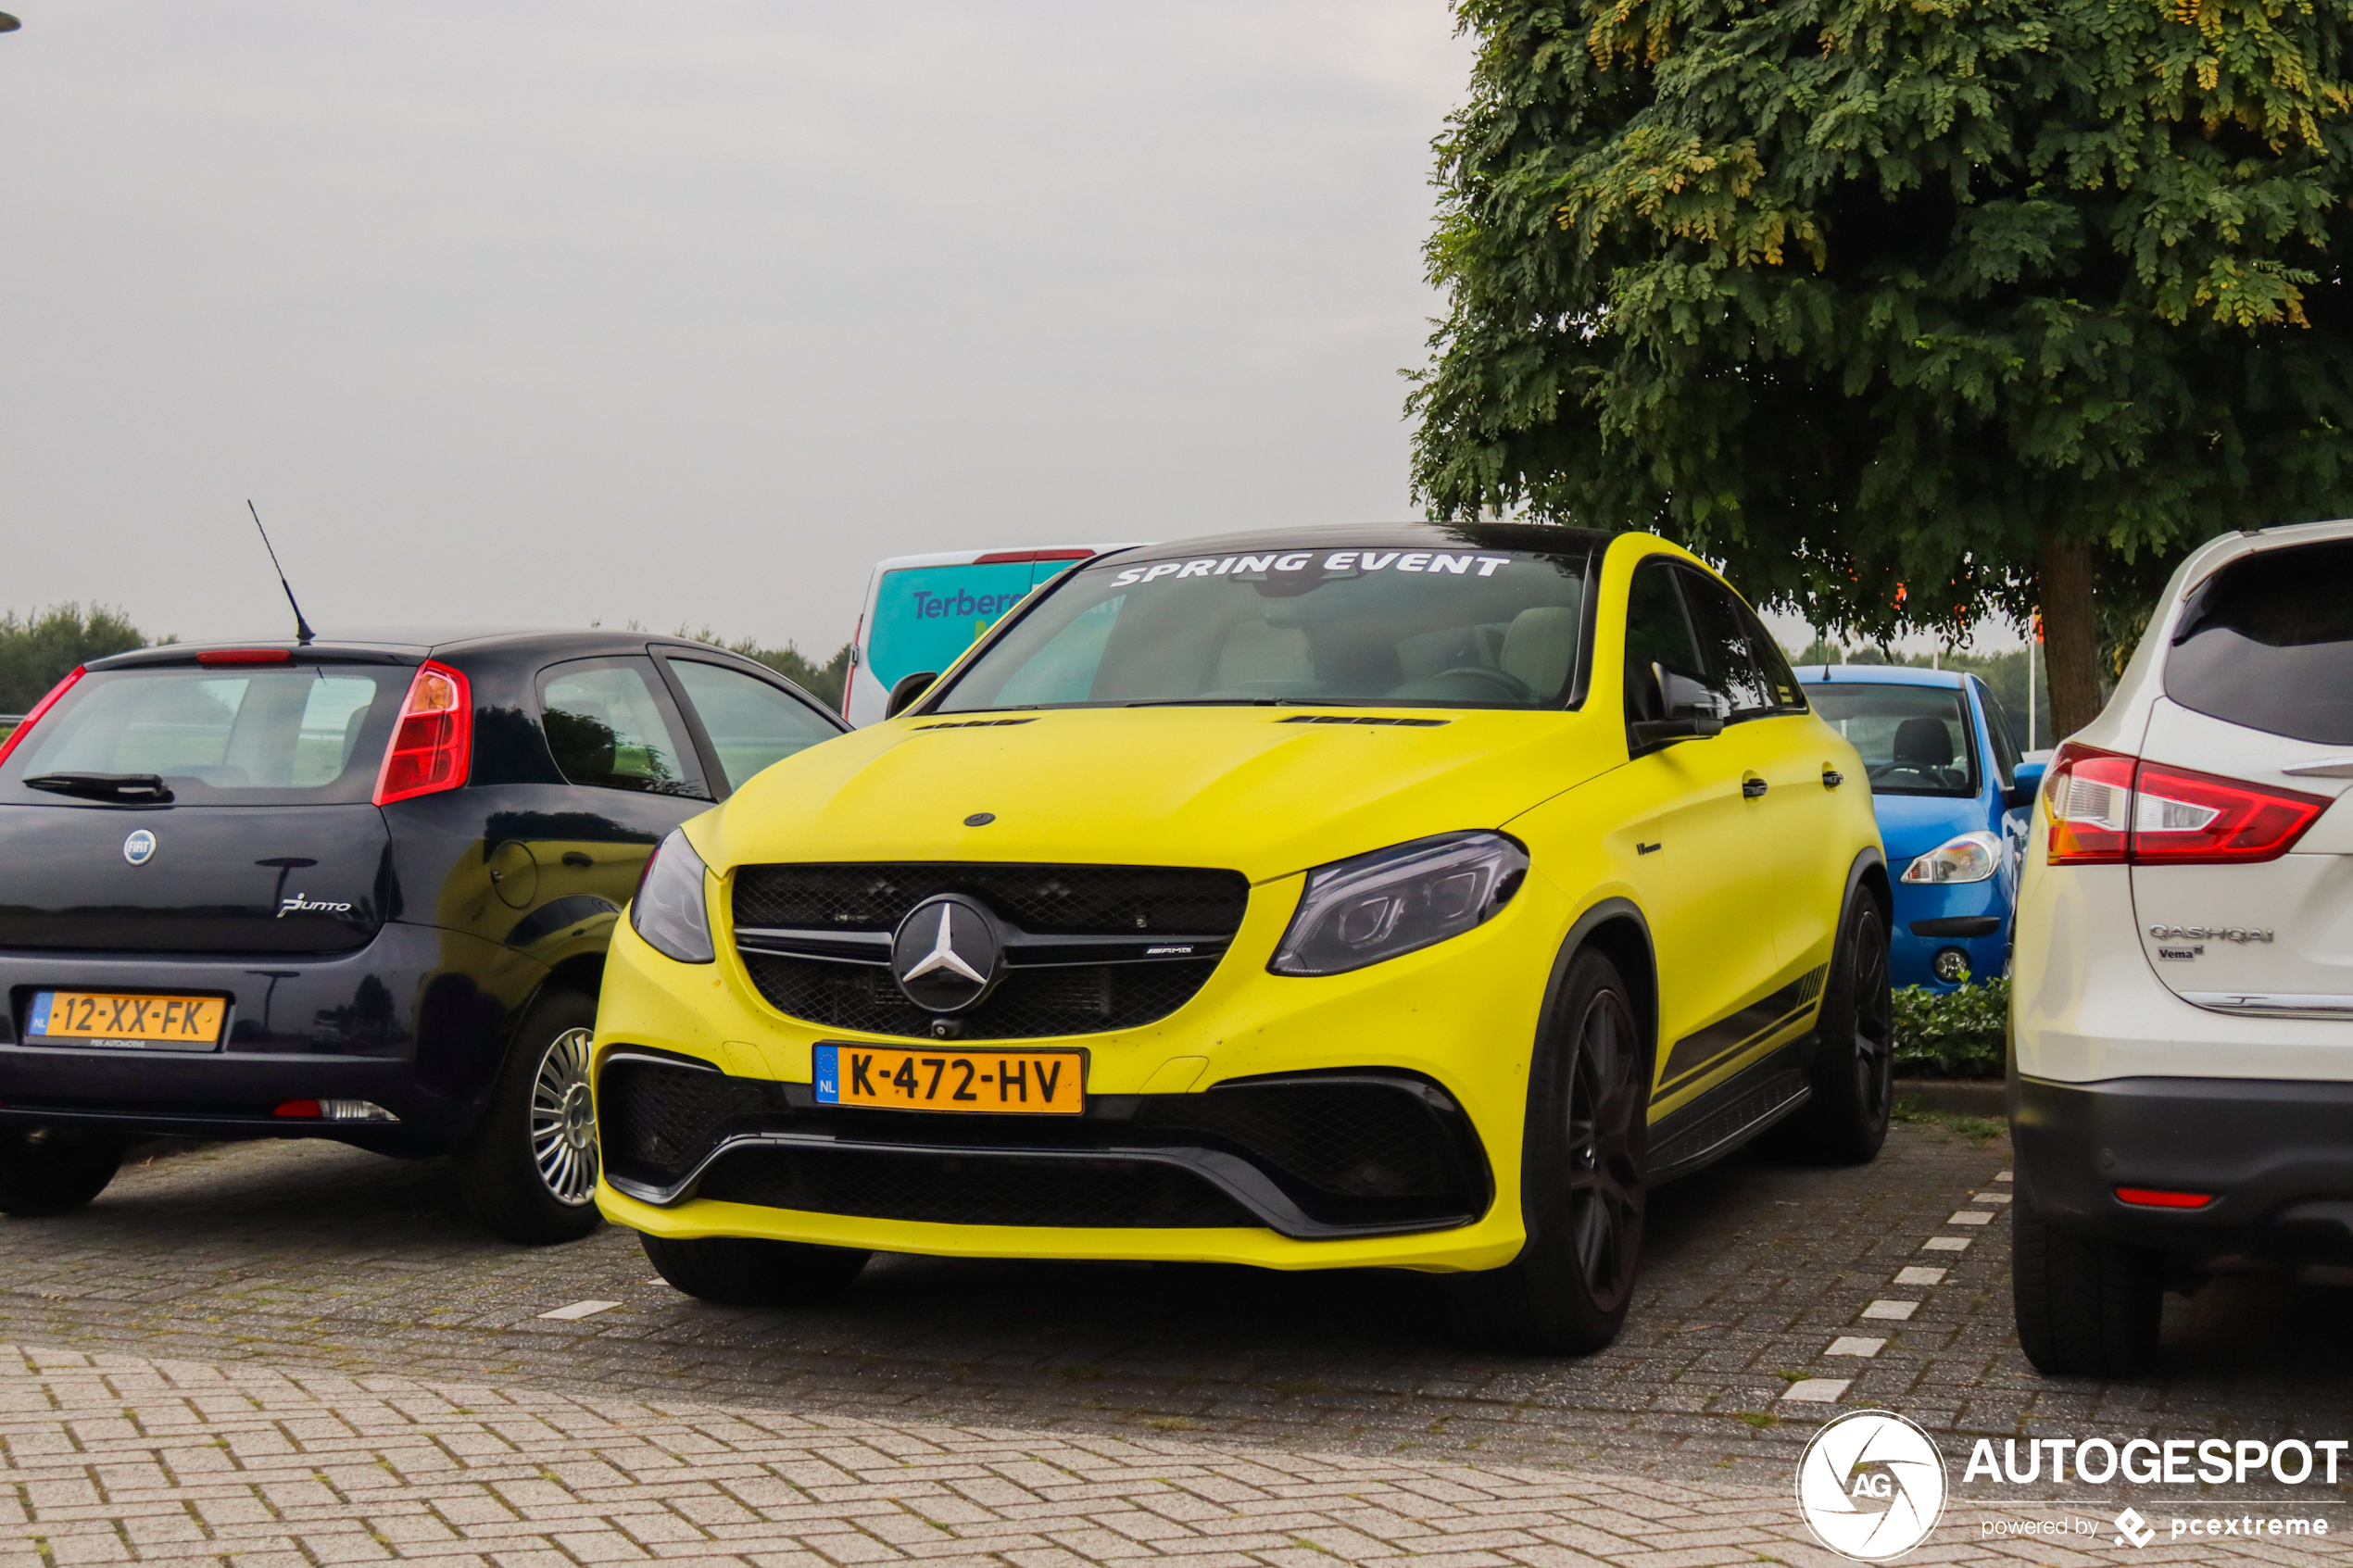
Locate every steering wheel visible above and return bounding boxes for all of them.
[1425,666,1533,700]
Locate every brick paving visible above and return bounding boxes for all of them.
[0,1123,2345,1562]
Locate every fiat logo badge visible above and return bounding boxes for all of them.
[121,829,157,866]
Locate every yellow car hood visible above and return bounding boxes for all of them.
[700,707,1618,884]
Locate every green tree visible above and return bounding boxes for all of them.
[1411,0,2353,735]
[0,604,148,714]
[673,628,853,714]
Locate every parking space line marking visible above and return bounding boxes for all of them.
[1860,1298,1919,1321]
[1973,1191,2013,1203]
[1894,1265,1946,1286]
[1922,1236,1969,1250]
[1994,1169,2013,1181]
[537,1299,622,1321]
[1948,1210,1995,1224]
[1782,1377,1852,1402]
[1826,1336,1886,1358]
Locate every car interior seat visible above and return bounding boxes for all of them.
[1501,607,1579,698]
[1212,621,1314,691]
[1891,716,1956,783]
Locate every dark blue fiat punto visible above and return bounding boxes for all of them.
[0,629,845,1238]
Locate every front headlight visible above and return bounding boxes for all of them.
[1269,831,1529,977]
[630,828,715,963]
[1901,830,2003,885]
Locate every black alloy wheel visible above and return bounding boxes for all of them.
[1453,946,1649,1354]
[1779,893,1895,1163]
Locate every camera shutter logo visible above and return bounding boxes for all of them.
[121,830,157,866]
[1795,1410,1947,1561]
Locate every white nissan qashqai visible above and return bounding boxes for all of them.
[2013,517,2353,1375]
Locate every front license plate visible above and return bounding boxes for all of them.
[813,1043,1084,1114]
[25,991,227,1053]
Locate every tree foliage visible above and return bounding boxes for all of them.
[1411,0,2353,718]
[0,605,149,715]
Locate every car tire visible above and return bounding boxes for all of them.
[1779,889,1894,1164]
[1453,947,1647,1355]
[2013,1189,2163,1376]
[639,1232,872,1306]
[457,987,603,1245]
[0,1126,128,1217]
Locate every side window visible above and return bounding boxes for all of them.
[538,658,706,797]
[1738,607,1806,713]
[667,659,843,792]
[1680,571,1778,720]
[1623,559,1721,722]
[1977,680,2021,787]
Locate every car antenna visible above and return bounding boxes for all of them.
[246,499,316,646]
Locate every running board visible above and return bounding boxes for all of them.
[1647,1062,1811,1185]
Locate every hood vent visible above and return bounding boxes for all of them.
[915,718,1038,731]
[1277,714,1449,728]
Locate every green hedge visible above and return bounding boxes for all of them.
[1892,979,2008,1080]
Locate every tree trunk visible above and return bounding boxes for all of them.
[2039,534,2102,740]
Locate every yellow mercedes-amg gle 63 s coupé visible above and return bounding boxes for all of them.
[593,524,1889,1351]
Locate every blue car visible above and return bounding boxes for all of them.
[1793,664,2045,990]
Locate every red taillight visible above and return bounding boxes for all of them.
[2116,1186,2215,1209]
[372,660,472,806]
[195,648,293,666]
[2044,741,2328,866]
[274,1099,322,1119]
[0,666,86,771]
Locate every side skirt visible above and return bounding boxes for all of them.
[1646,1045,1812,1185]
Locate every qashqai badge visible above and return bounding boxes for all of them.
[121,830,157,866]
[891,894,1004,1014]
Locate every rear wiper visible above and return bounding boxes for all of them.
[22,772,174,803]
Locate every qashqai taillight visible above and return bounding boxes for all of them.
[2043,740,2328,865]
[373,660,472,806]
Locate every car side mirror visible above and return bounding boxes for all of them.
[886,671,938,719]
[2006,760,2045,810]
[1630,715,1724,748]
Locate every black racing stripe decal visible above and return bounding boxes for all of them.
[1657,965,1828,1095]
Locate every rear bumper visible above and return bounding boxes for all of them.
[0,922,548,1148]
[2012,1073,2353,1262]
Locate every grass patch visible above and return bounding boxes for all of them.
[1735,1411,1780,1429]
[1893,1098,2007,1143]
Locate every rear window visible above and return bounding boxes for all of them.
[0,666,403,806]
[932,540,1593,712]
[2168,539,2353,744]
[1805,682,1980,798]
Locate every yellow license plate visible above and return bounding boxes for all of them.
[27,991,227,1052]
[812,1043,1084,1114]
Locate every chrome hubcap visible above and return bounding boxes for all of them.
[529,1026,598,1206]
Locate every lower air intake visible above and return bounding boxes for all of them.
[697,1145,1258,1228]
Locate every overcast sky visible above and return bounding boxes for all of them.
[1,2,1499,655]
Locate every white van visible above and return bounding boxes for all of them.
[841,545,1136,725]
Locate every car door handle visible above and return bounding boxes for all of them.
[1742,778,1768,799]
[1821,769,1843,789]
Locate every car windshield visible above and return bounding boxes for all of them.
[2168,538,2353,744]
[1803,682,1980,798]
[0,666,404,807]
[931,537,1594,712]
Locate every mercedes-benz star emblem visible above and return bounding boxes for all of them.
[891,894,1003,1014]
[121,829,157,866]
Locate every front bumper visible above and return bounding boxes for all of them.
[0,922,547,1148]
[1890,877,2008,990]
[592,867,1567,1273]
[2012,1073,2353,1262]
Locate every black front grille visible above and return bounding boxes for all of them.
[731,862,1247,1039]
[734,862,1249,936]
[598,1057,785,1185]
[740,952,1220,1041]
[697,1145,1256,1228]
[1135,1080,1475,1199]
